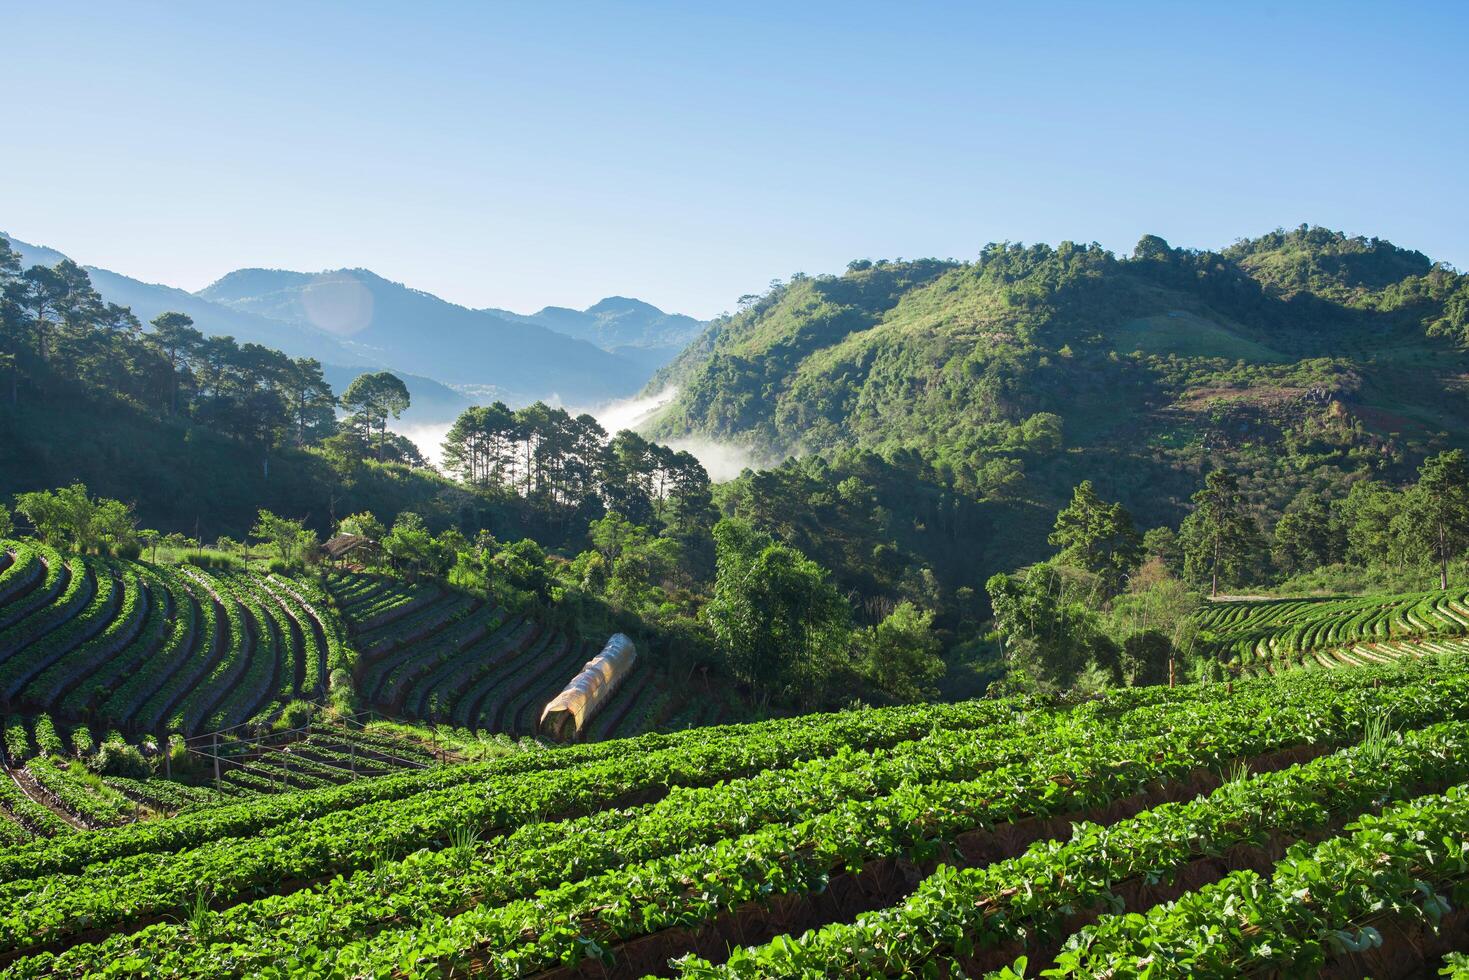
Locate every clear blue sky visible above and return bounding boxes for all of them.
[4,1,1465,319]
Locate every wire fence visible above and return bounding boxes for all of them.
[180,702,440,792]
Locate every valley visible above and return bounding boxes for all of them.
[3,3,1468,972]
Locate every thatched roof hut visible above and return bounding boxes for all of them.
[323,534,375,562]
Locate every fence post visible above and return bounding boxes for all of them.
[350,740,356,779]
[213,732,221,790]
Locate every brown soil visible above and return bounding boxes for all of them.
[7,765,87,830]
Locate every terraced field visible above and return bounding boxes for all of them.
[202,724,441,797]
[1,713,229,840]
[1197,585,1469,675]
[0,542,351,738]
[326,571,664,738]
[0,705,445,843]
[2,656,1469,978]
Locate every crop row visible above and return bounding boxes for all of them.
[23,756,133,828]
[0,555,95,664]
[0,774,70,840]
[326,571,615,736]
[267,574,353,677]
[100,776,224,814]
[0,681,1310,971]
[1199,587,1469,671]
[0,545,47,611]
[354,590,479,660]
[0,662,1462,971]
[0,552,352,743]
[685,717,1469,976]
[318,668,1469,979]
[339,579,443,632]
[130,571,216,734]
[0,689,1101,885]
[1048,783,1469,976]
[0,545,68,634]
[48,563,172,719]
[362,604,512,711]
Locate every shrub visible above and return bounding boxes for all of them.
[329,668,357,712]
[273,700,316,733]
[183,550,242,572]
[87,741,151,780]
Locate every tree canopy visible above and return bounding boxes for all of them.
[341,372,411,461]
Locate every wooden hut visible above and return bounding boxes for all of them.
[323,534,375,566]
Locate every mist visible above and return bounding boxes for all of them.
[659,436,762,482]
[393,385,764,483]
[583,387,763,482]
[588,387,678,433]
[393,421,453,469]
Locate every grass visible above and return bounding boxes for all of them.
[1111,310,1289,363]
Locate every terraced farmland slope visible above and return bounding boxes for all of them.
[2,655,1468,978]
[326,571,686,738]
[0,704,456,844]
[188,721,442,798]
[1197,585,1469,675]
[2,710,227,838]
[0,542,351,738]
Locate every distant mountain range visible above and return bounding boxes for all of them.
[485,297,705,373]
[2,234,705,420]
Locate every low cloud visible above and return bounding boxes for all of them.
[584,387,678,433]
[393,421,452,469]
[661,437,761,482]
[586,387,762,481]
[393,386,766,483]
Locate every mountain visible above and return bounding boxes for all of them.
[485,296,706,371]
[199,269,649,404]
[4,234,669,414]
[3,235,372,368]
[1,234,472,423]
[647,226,1469,533]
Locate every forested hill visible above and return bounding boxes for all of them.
[2,234,685,409]
[649,226,1469,533]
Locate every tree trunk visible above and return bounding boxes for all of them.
[1211,536,1220,598]
[1441,522,1450,591]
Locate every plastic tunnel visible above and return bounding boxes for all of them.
[539,633,637,741]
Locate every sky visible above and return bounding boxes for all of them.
[3,1,1466,320]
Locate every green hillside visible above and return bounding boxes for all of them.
[651,227,1469,537]
[0,537,713,840]
[0,542,686,748]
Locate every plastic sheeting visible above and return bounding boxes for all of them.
[539,633,637,741]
